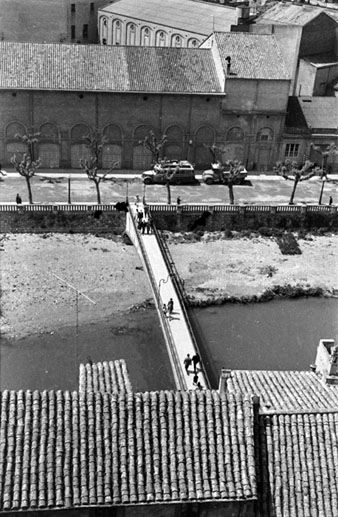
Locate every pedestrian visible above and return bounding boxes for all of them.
[136,194,140,204]
[146,219,151,234]
[193,373,199,386]
[138,210,143,221]
[167,298,174,315]
[16,193,22,205]
[162,303,167,316]
[329,196,333,206]
[141,220,146,234]
[184,354,192,375]
[196,382,203,390]
[192,353,200,374]
[177,196,181,205]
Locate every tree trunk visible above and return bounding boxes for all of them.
[26,176,33,204]
[289,179,298,205]
[95,181,101,204]
[228,184,234,205]
[166,182,171,205]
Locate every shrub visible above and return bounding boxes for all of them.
[276,233,301,255]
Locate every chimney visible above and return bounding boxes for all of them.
[219,368,232,392]
[226,55,231,74]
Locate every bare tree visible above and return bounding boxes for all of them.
[222,160,246,205]
[141,130,167,164]
[310,143,338,180]
[10,131,41,204]
[203,142,228,164]
[80,132,118,204]
[274,160,316,205]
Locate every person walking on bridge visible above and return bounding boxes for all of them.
[167,298,174,315]
[192,353,200,374]
[184,354,192,375]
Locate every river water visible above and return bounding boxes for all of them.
[1,298,337,393]
[190,297,338,388]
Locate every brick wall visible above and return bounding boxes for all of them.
[0,89,288,171]
[0,209,126,234]
[149,206,338,232]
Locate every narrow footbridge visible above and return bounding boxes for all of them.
[126,203,210,391]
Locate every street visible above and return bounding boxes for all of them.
[1,171,338,206]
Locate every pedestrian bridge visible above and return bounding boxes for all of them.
[126,202,210,391]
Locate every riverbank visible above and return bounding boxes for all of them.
[0,231,337,339]
[166,230,338,306]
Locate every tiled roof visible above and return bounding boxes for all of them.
[256,4,336,26]
[256,409,338,517]
[0,389,257,511]
[213,32,290,80]
[78,360,132,394]
[101,0,238,35]
[298,97,338,130]
[0,42,222,94]
[225,369,338,411]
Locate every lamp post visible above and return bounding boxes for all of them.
[143,182,146,204]
[68,175,71,204]
[319,178,326,205]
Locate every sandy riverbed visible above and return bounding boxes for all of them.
[0,232,337,339]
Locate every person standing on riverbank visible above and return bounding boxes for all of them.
[329,196,333,205]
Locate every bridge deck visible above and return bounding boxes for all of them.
[129,203,208,390]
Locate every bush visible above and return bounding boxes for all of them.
[276,233,301,255]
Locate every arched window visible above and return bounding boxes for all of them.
[227,127,244,142]
[141,27,151,46]
[163,125,184,161]
[195,125,216,145]
[257,127,273,142]
[6,121,27,139]
[113,19,122,45]
[101,17,108,44]
[172,34,182,47]
[156,30,166,47]
[188,38,198,48]
[39,123,58,140]
[127,23,136,45]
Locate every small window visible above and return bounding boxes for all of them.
[71,3,76,13]
[71,25,76,39]
[83,24,88,38]
[285,143,299,158]
[102,38,107,45]
[90,2,94,11]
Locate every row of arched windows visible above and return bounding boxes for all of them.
[4,121,275,143]
[100,16,200,47]
[4,122,274,168]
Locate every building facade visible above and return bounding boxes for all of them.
[0,36,290,171]
[98,0,239,47]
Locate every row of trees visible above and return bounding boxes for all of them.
[8,130,338,205]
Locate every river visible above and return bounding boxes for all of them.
[190,297,338,388]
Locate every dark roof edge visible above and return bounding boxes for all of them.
[0,88,225,96]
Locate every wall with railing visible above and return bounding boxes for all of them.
[0,204,126,234]
[147,204,338,232]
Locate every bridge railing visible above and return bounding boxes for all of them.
[152,223,211,389]
[0,204,117,212]
[146,203,337,214]
[127,204,186,390]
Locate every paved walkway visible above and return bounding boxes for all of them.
[128,202,209,391]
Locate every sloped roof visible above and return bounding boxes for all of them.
[256,3,336,26]
[256,409,338,517]
[0,42,222,94]
[78,360,132,394]
[0,389,257,511]
[213,32,290,80]
[299,97,338,130]
[226,369,338,411]
[100,0,238,35]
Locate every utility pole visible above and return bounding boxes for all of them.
[52,273,96,369]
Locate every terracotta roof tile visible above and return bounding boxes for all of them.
[214,32,290,81]
[256,410,338,517]
[79,360,133,394]
[0,42,222,94]
[0,390,256,511]
[226,370,338,411]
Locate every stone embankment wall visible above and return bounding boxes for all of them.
[148,205,338,232]
[0,206,126,234]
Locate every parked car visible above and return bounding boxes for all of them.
[202,162,247,185]
[142,160,197,185]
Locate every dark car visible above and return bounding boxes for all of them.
[142,160,197,185]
